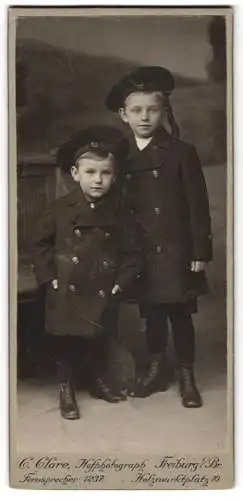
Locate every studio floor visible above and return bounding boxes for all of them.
[16,295,228,455]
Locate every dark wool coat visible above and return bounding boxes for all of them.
[32,187,141,337]
[123,126,213,309]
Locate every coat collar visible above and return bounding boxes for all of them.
[66,187,118,227]
[66,186,87,207]
[126,126,174,172]
[152,125,173,149]
[127,125,173,157]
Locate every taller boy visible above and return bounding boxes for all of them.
[106,66,213,407]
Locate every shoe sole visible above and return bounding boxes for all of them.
[60,412,81,420]
[134,384,168,398]
[90,393,126,403]
[182,399,203,408]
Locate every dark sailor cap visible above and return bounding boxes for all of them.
[106,66,174,112]
[55,126,129,173]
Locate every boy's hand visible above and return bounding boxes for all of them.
[111,284,122,295]
[190,261,206,272]
[51,279,58,290]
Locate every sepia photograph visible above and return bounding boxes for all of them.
[9,6,233,489]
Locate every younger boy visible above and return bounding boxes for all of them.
[32,126,141,419]
[106,67,213,408]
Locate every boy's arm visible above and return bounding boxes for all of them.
[114,214,142,292]
[31,202,57,286]
[181,145,213,263]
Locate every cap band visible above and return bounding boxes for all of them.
[73,142,115,164]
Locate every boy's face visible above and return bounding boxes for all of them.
[71,155,116,200]
[119,91,165,138]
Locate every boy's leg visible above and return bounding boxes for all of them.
[89,304,126,403]
[135,304,169,397]
[50,335,80,419]
[168,304,202,408]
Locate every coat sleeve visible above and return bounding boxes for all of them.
[118,173,135,214]
[115,213,142,291]
[31,202,57,286]
[181,145,213,262]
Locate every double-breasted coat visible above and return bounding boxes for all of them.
[123,126,213,309]
[32,186,141,337]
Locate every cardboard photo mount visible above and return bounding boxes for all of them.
[9,6,234,490]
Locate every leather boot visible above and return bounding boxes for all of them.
[135,355,168,398]
[59,381,80,420]
[178,364,202,408]
[90,377,127,403]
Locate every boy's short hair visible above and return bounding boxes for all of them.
[74,150,115,165]
[55,126,129,173]
[106,66,174,112]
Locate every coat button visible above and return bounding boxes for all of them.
[126,173,131,180]
[98,289,106,298]
[69,284,76,292]
[152,169,159,178]
[74,228,81,237]
[103,260,109,269]
[72,256,79,265]
[156,245,162,254]
[90,202,95,209]
[105,232,111,239]
[154,207,161,215]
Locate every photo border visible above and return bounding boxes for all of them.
[8,5,234,490]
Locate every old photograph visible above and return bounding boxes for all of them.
[9,6,233,489]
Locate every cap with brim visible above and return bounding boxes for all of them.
[55,126,129,173]
[106,66,174,112]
